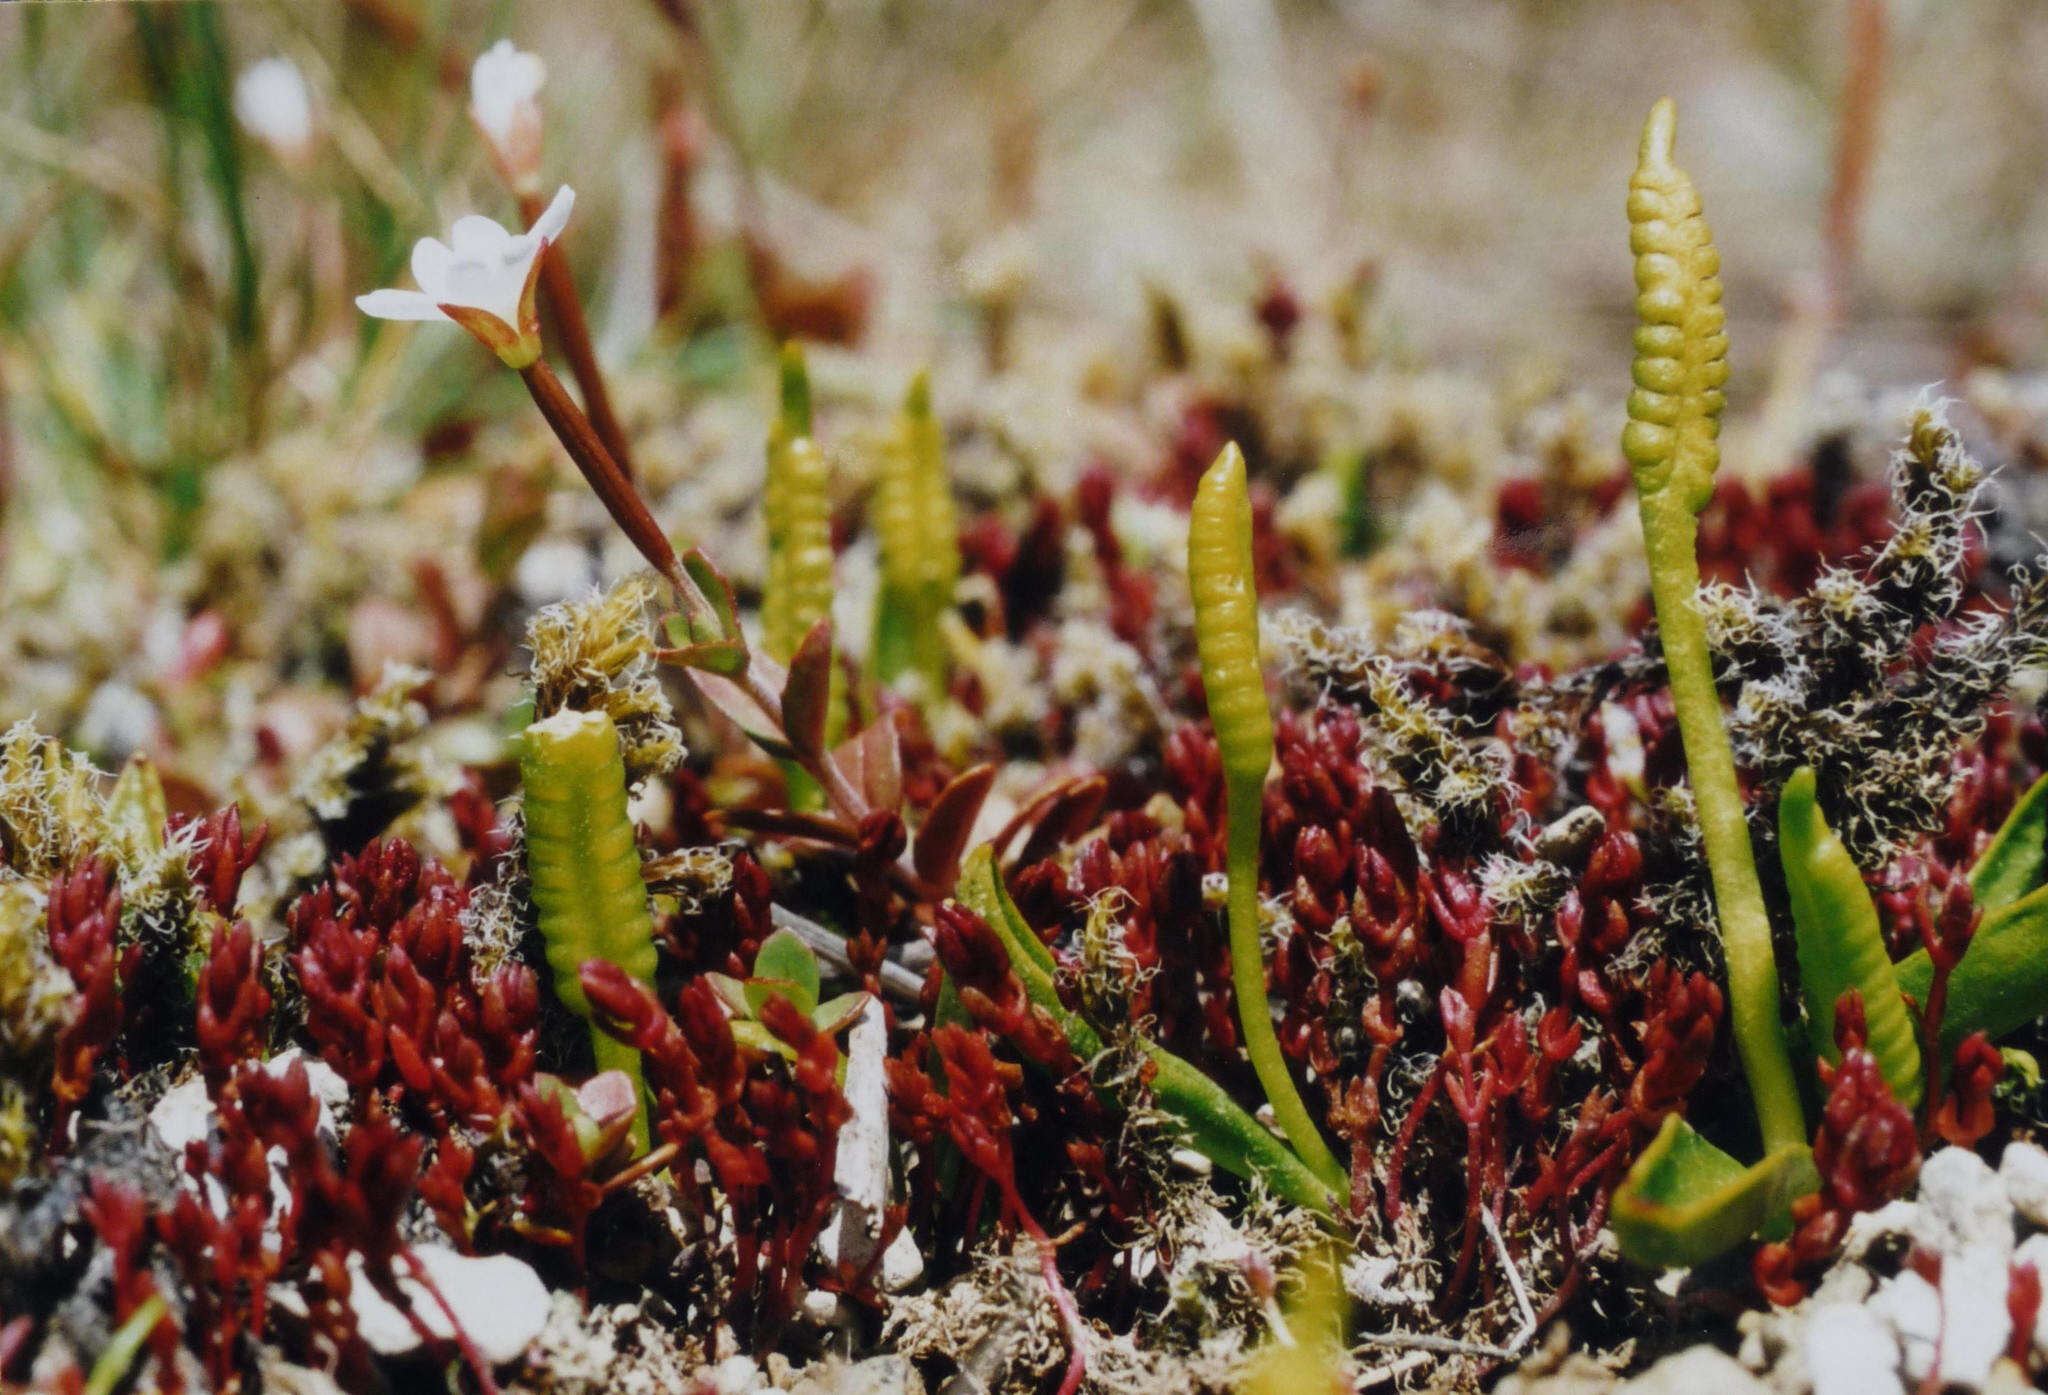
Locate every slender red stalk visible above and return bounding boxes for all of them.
[519,191,636,483]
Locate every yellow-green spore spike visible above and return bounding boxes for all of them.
[1624,100,1805,1156]
[872,370,958,690]
[519,708,656,1147]
[1625,97,1729,513]
[1188,443,1347,1197]
[903,371,959,603]
[1189,444,1274,785]
[762,345,834,667]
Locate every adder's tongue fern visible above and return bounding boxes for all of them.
[1189,443,1349,1196]
[519,708,658,1151]
[873,370,959,693]
[763,344,834,668]
[1624,98,1805,1154]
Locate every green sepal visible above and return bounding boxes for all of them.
[1611,1114,1817,1269]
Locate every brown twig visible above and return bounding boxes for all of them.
[341,0,468,92]
[1823,0,1887,327]
[600,1141,680,1197]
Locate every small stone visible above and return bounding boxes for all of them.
[2002,1141,2048,1229]
[819,997,889,1273]
[149,1075,215,1156]
[1618,1347,1768,1394]
[798,1290,850,1328]
[879,1225,925,1292]
[347,1246,550,1366]
[1804,1303,1903,1395]
[708,1355,766,1395]
[1913,1148,2014,1261]
[2014,1233,2048,1359]
[1869,1271,1940,1384]
[1940,1247,2017,1388]
[1841,1198,1918,1261]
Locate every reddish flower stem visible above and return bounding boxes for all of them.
[519,191,636,483]
[519,359,681,593]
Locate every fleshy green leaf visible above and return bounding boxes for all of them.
[1896,881,2048,1055]
[1779,767,1921,1105]
[1971,771,2048,916]
[707,972,752,1018]
[1610,1114,1817,1268]
[953,844,1338,1213]
[752,928,821,1014]
[812,991,869,1034]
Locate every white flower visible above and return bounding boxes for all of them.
[470,39,547,195]
[355,186,574,369]
[233,57,317,169]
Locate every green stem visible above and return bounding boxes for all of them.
[1640,490,1805,1154]
[1226,776,1349,1196]
[84,1297,166,1395]
[955,847,1336,1212]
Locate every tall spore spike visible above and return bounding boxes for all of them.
[1624,99,1804,1155]
[1189,443,1346,1195]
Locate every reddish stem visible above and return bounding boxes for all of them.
[397,1247,503,1395]
[520,191,636,483]
[520,359,682,593]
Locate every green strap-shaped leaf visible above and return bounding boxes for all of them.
[953,846,1338,1213]
[1611,1114,1816,1269]
[1779,767,1921,1105]
[1970,770,2048,916]
[1896,881,2048,1056]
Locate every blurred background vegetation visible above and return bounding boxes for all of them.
[2,0,2045,744]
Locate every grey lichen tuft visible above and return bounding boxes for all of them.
[1275,609,1514,826]
[0,881,72,1186]
[524,575,685,787]
[294,663,447,851]
[0,721,106,880]
[1708,405,2048,862]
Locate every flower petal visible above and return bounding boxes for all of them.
[356,289,451,322]
[410,237,455,301]
[449,214,513,259]
[470,40,545,142]
[528,185,575,244]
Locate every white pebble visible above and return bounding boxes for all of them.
[1805,1301,1904,1395]
[1914,1148,2015,1261]
[2002,1141,2048,1229]
[348,1246,550,1365]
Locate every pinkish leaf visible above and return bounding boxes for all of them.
[780,618,835,757]
[913,763,996,887]
[690,669,797,760]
